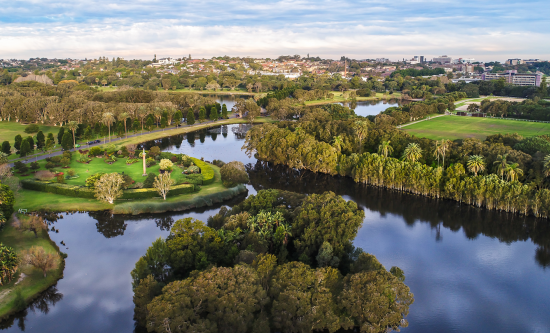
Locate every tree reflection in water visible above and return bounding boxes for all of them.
[246,160,550,268]
[89,211,128,238]
[0,286,63,331]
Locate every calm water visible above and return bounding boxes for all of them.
[342,99,401,117]
[208,94,251,112]
[3,124,550,332]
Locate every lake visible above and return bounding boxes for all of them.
[342,99,402,117]
[2,124,550,333]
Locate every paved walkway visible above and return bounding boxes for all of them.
[398,114,446,128]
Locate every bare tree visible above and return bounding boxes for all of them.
[18,215,47,238]
[21,246,61,277]
[94,173,124,204]
[154,173,174,200]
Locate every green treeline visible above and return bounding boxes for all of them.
[478,98,550,121]
[132,189,413,333]
[244,98,550,218]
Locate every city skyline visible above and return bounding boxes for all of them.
[1,0,549,61]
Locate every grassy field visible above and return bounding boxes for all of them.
[404,116,550,140]
[0,217,64,319]
[0,122,59,149]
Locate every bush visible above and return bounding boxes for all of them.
[60,157,70,167]
[24,124,40,133]
[56,174,65,183]
[143,173,156,188]
[220,161,249,187]
[21,179,95,199]
[159,159,174,171]
[187,165,200,174]
[51,156,61,164]
[126,158,140,164]
[89,146,103,156]
[62,151,72,159]
[30,162,40,171]
[67,169,76,177]
[104,155,117,164]
[0,184,15,217]
[149,146,161,157]
[85,173,104,188]
[212,159,225,167]
[159,152,173,160]
[122,174,134,189]
[181,155,192,167]
[181,174,204,185]
[45,162,55,170]
[146,158,156,167]
[35,170,55,181]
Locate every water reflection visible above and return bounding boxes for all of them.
[340,99,403,117]
[0,286,63,331]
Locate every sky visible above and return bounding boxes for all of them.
[0,0,549,61]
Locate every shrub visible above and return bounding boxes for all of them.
[159,152,173,160]
[143,173,156,188]
[159,159,174,171]
[18,164,29,174]
[62,151,71,159]
[181,155,192,167]
[89,146,103,156]
[60,157,70,167]
[85,173,104,188]
[171,156,178,163]
[51,156,61,164]
[21,179,95,199]
[181,174,204,185]
[56,174,65,183]
[220,161,249,187]
[24,124,40,133]
[149,146,161,157]
[104,155,117,164]
[212,159,225,167]
[45,162,55,170]
[34,170,55,181]
[191,158,215,184]
[146,157,156,167]
[122,174,134,189]
[13,161,25,172]
[78,155,92,163]
[30,161,40,171]
[187,165,200,174]
[67,169,76,177]
[126,158,140,164]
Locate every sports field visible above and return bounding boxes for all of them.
[404,116,550,140]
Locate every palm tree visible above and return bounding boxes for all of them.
[402,143,422,163]
[278,224,293,245]
[433,141,441,166]
[493,154,508,180]
[378,140,393,157]
[440,139,451,168]
[354,121,368,152]
[505,163,523,182]
[102,112,115,142]
[543,155,550,177]
[153,107,163,128]
[66,121,79,151]
[467,155,485,176]
[118,112,129,138]
[332,136,344,153]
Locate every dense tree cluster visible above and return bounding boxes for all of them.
[132,189,413,332]
[244,103,550,218]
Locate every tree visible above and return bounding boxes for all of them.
[544,155,550,177]
[245,99,261,124]
[505,163,523,181]
[493,154,508,180]
[209,106,218,121]
[153,107,163,127]
[14,134,22,151]
[198,107,206,123]
[0,244,18,285]
[19,139,31,157]
[378,140,393,157]
[220,161,249,187]
[222,104,228,119]
[402,143,422,163]
[440,139,451,168]
[119,112,129,138]
[19,215,47,238]
[187,110,195,125]
[292,191,364,262]
[146,117,154,131]
[94,173,124,204]
[57,127,64,144]
[467,155,485,176]
[45,138,54,156]
[83,126,92,145]
[61,132,72,150]
[353,121,368,152]
[66,120,79,151]
[36,131,45,149]
[1,141,11,155]
[102,112,115,142]
[20,246,60,277]
[154,173,174,200]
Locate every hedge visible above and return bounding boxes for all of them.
[21,179,195,200]
[190,158,216,185]
[21,179,96,199]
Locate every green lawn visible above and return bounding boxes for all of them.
[0,122,59,150]
[0,218,64,319]
[404,116,550,140]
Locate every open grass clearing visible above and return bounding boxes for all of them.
[404,115,550,140]
[0,122,60,150]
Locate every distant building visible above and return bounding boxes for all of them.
[523,59,544,65]
[433,55,453,64]
[482,70,542,86]
[375,58,390,63]
[453,58,475,64]
[506,59,523,65]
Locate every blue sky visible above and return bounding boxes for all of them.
[0,0,548,61]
